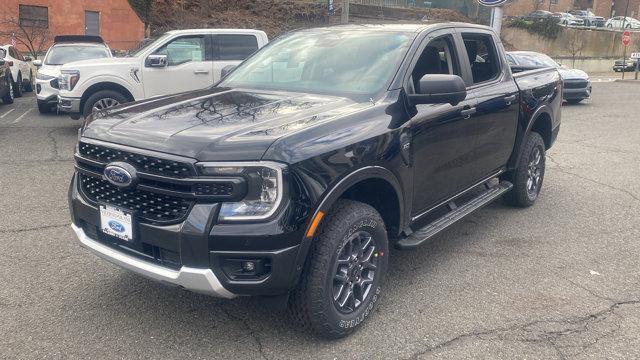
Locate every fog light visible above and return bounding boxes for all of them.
[241,261,256,272]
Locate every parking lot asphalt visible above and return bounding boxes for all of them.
[1,84,639,360]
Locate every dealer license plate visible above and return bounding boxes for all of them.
[99,205,133,241]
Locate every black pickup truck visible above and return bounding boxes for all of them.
[69,23,561,338]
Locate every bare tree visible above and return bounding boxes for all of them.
[0,16,50,59]
[566,29,585,67]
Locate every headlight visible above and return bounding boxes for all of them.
[197,162,286,221]
[59,70,80,91]
[36,72,55,81]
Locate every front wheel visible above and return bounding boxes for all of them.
[2,78,14,104]
[82,90,128,118]
[23,71,33,92]
[13,73,23,98]
[503,131,546,208]
[289,199,389,339]
[37,99,52,113]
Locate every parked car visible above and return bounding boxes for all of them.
[605,16,640,29]
[553,12,585,26]
[33,35,112,113]
[506,51,591,103]
[524,10,554,21]
[0,44,34,97]
[0,49,15,104]
[568,10,606,27]
[69,23,562,338]
[57,29,268,119]
[613,58,638,71]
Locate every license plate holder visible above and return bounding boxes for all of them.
[99,204,134,242]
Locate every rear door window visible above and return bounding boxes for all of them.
[217,34,258,61]
[462,34,501,84]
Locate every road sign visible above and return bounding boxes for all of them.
[623,31,631,46]
[631,52,640,59]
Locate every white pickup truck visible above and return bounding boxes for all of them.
[57,29,268,119]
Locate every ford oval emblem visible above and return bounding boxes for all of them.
[104,164,133,187]
[108,220,126,233]
[477,0,508,6]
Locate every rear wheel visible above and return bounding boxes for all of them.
[23,71,33,92]
[2,78,14,104]
[37,99,52,113]
[503,132,546,208]
[82,90,128,118]
[13,73,23,98]
[289,199,388,339]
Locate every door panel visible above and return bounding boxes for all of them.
[85,11,100,36]
[411,99,478,215]
[142,35,214,98]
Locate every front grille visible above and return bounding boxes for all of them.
[79,174,192,223]
[79,142,195,178]
[563,80,588,89]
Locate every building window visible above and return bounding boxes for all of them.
[19,5,48,28]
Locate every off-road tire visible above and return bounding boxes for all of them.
[37,99,52,113]
[23,71,33,92]
[503,131,546,207]
[289,199,389,339]
[13,73,23,98]
[2,77,14,104]
[82,90,128,118]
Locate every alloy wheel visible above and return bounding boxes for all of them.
[526,146,542,198]
[332,231,378,314]
[92,98,120,113]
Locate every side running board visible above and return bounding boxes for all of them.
[396,181,513,250]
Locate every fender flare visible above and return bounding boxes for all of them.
[292,165,404,275]
[508,105,553,169]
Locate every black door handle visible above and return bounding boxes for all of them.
[460,107,476,118]
[504,95,517,105]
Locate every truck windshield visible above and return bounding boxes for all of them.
[45,45,111,65]
[220,30,413,97]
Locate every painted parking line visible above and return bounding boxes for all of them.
[11,108,33,124]
[0,108,15,118]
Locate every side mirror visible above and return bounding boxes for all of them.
[221,65,237,79]
[24,56,32,62]
[145,54,167,68]
[408,74,467,106]
[33,59,42,67]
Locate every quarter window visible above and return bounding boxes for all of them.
[19,5,48,28]
[218,35,259,61]
[462,34,501,84]
[153,36,206,66]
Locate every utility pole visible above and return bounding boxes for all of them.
[622,0,630,79]
[341,0,350,24]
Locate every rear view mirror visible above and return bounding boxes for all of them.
[145,54,167,68]
[221,65,237,79]
[33,59,42,67]
[408,74,467,106]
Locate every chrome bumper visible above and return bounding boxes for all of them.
[57,96,81,113]
[71,224,236,299]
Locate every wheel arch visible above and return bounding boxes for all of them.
[293,166,405,276]
[508,106,554,169]
[80,82,135,113]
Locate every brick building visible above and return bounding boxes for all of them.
[503,0,575,17]
[0,0,144,52]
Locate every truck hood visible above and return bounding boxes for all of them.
[557,67,589,80]
[60,56,138,71]
[81,87,364,162]
[37,64,62,77]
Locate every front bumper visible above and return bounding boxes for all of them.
[57,95,82,114]
[35,78,59,102]
[69,171,307,297]
[563,86,591,100]
[71,223,236,298]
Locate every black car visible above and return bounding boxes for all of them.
[613,58,638,72]
[524,10,554,21]
[507,51,591,103]
[0,48,15,104]
[69,23,561,338]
